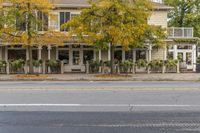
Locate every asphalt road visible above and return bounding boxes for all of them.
[0,81,200,133]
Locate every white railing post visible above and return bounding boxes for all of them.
[192,27,194,37]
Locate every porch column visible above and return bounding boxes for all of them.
[69,45,72,66]
[0,46,2,60]
[38,46,42,73]
[133,50,136,63]
[148,45,152,62]
[122,50,125,61]
[163,45,167,60]
[93,50,96,61]
[56,46,58,60]
[173,44,178,60]
[193,44,197,72]
[5,46,8,61]
[38,46,42,60]
[99,50,102,61]
[80,45,83,65]
[26,47,29,60]
[47,45,52,73]
[108,43,111,61]
[146,49,149,61]
[5,46,9,74]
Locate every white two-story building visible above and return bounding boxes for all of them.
[0,0,198,73]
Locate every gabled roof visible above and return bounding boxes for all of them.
[51,0,90,8]
[51,0,172,10]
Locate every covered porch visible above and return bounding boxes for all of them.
[0,43,155,74]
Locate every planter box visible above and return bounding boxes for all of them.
[166,67,177,73]
[0,67,6,74]
[150,67,162,73]
[135,67,146,73]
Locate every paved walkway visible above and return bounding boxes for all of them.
[0,73,200,81]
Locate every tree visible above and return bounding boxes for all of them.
[63,0,166,74]
[0,0,68,73]
[164,0,200,37]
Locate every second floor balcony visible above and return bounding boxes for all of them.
[168,27,194,38]
[151,0,163,3]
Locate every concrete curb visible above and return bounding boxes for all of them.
[0,73,200,82]
[0,78,199,82]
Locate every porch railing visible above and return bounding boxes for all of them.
[168,27,194,38]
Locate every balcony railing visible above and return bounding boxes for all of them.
[168,27,194,38]
[151,0,163,3]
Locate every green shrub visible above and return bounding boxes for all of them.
[165,59,178,68]
[46,59,59,67]
[197,56,200,64]
[33,60,43,67]
[10,59,25,70]
[120,60,134,73]
[136,59,147,68]
[0,60,6,68]
[89,60,101,73]
[148,60,163,68]
[103,61,111,67]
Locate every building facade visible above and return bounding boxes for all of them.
[0,0,198,73]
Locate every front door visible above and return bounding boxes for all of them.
[72,50,80,66]
[186,52,193,69]
[71,50,82,72]
[178,52,193,70]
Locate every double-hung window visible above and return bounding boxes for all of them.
[60,12,70,31]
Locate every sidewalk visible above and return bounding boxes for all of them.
[0,73,200,81]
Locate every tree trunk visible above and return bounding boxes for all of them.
[28,45,33,74]
[27,2,33,74]
[110,43,115,74]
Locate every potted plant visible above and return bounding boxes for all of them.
[32,60,43,73]
[89,60,101,73]
[0,60,7,73]
[165,59,178,72]
[120,60,134,73]
[33,60,43,68]
[9,59,25,73]
[148,60,162,73]
[46,59,60,73]
[136,59,147,73]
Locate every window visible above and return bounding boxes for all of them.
[125,51,133,60]
[60,12,70,31]
[73,51,80,65]
[58,50,69,64]
[114,50,122,61]
[178,53,183,62]
[83,50,94,64]
[186,52,192,65]
[168,52,173,59]
[49,13,59,31]
[71,13,79,18]
[8,50,26,60]
[177,45,192,50]
[32,50,38,60]
[136,50,146,61]
[37,11,48,31]
[16,14,26,31]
